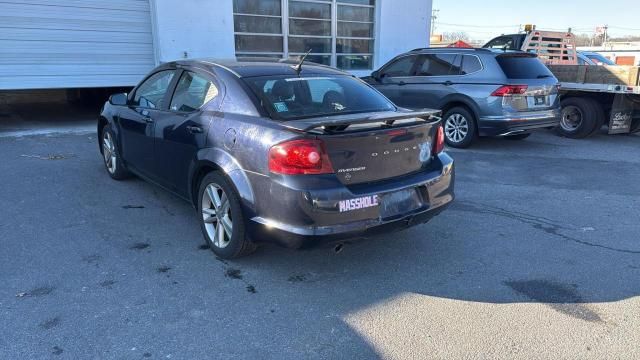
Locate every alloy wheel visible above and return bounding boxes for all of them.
[560,105,583,132]
[444,114,469,143]
[202,183,233,249]
[102,132,117,174]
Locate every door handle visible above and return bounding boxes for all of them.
[443,81,453,86]
[142,117,154,123]
[187,125,203,134]
[398,81,406,86]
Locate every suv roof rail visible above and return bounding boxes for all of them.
[409,47,493,52]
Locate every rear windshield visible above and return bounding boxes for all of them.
[243,75,395,120]
[496,55,554,79]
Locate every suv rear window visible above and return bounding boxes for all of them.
[496,55,554,79]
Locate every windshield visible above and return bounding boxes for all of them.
[496,55,555,79]
[585,53,616,66]
[244,75,396,120]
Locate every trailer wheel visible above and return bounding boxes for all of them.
[588,100,606,136]
[557,97,599,138]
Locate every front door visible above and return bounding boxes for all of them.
[119,69,177,177]
[370,55,419,108]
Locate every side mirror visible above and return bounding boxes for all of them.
[109,93,128,106]
[371,70,381,81]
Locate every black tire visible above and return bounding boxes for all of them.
[101,124,131,180]
[197,172,256,259]
[629,119,640,134]
[557,97,599,139]
[588,100,606,136]
[442,106,477,148]
[504,133,531,140]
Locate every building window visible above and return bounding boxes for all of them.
[233,0,375,70]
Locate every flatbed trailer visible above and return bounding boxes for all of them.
[548,65,640,138]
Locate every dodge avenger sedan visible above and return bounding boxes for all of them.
[98,59,454,259]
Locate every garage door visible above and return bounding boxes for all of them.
[0,0,156,90]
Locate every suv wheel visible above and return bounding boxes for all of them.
[443,107,477,148]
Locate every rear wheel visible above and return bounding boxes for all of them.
[443,107,477,148]
[557,97,599,138]
[198,172,255,259]
[504,133,531,140]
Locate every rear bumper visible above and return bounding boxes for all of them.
[245,153,455,249]
[478,108,561,136]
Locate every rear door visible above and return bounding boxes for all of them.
[495,54,559,112]
[119,69,177,177]
[370,55,420,107]
[154,68,221,196]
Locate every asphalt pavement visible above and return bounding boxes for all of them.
[1,128,639,359]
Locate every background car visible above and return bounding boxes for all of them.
[363,48,561,148]
[98,59,454,259]
[578,51,617,66]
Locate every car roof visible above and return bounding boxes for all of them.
[166,58,347,78]
[407,47,533,57]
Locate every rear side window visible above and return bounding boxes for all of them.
[417,54,461,76]
[170,71,219,112]
[461,55,482,74]
[496,56,554,79]
[382,56,417,77]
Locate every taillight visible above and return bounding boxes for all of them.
[268,139,334,175]
[491,85,528,97]
[433,125,445,154]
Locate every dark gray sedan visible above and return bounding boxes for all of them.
[99,59,454,259]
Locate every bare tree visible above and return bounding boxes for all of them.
[442,31,471,43]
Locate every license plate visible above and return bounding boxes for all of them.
[379,189,422,218]
[534,96,546,106]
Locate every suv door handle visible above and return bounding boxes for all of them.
[142,117,154,123]
[443,81,453,86]
[187,125,203,134]
[398,80,406,86]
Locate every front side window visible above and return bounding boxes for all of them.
[233,0,376,70]
[132,70,176,109]
[485,36,515,50]
[170,71,219,112]
[381,56,417,77]
[244,75,395,120]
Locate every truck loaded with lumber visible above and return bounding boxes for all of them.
[484,27,640,138]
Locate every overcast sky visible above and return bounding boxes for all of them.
[432,0,640,41]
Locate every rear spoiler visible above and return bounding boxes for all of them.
[280,109,441,132]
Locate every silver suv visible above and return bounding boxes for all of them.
[364,48,561,148]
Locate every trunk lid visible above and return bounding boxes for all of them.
[282,109,441,185]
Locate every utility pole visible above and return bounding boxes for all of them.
[430,9,439,36]
[603,24,609,49]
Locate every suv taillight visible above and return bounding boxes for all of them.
[433,125,445,155]
[268,139,334,175]
[491,85,528,97]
